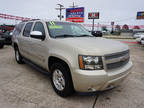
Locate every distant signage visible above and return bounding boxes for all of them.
[66,7,84,23]
[111,22,114,26]
[88,12,99,19]
[137,11,144,19]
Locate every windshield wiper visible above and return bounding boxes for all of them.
[54,34,76,38]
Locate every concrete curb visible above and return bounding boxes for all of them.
[103,36,135,39]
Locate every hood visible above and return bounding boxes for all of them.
[54,37,129,55]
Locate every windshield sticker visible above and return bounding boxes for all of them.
[49,21,55,25]
[49,25,63,29]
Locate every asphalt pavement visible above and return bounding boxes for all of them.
[0,39,144,108]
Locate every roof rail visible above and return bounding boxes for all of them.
[22,19,40,22]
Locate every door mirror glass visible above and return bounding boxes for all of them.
[10,32,13,36]
[30,31,45,40]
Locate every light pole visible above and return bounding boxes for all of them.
[69,2,78,8]
[55,4,65,21]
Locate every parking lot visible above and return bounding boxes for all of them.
[0,39,144,108]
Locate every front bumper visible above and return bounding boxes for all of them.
[72,61,133,92]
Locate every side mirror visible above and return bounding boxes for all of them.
[30,31,45,40]
[10,32,13,36]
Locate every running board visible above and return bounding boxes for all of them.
[23,58,51,76]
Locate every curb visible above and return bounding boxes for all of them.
[103,37,135,39]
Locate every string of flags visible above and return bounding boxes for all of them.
[0,13,31,21]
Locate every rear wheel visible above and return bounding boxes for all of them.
[50,62,74,97]
[15,47,24,64]
[0,43,4,49]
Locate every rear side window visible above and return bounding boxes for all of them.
[33,22,45,35]
[13,23,24,36]
[23,22,33,37]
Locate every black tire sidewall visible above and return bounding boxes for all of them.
[50,63,74,97]
[0,43,4,48]
[15,47,23,64]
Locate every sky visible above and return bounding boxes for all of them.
[0,0,144,26]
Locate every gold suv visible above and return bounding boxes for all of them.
[12,20,133,97]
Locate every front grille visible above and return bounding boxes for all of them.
[105,50,130,70]
[106,57,129,70]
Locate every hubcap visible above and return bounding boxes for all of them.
[53,69,65,91]
[16,50,19,61]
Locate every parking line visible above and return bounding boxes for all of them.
[92,93,100,108]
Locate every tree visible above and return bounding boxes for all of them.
[102,26,108,31]
[133,26,140,29]
[115,25,121,31]
[122,24,129,30]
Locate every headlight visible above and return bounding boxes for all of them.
[79,55,103,70]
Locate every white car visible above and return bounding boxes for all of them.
[133,33,144,38]
[141,37,144,45]
[135,33,144,43]
[136,36,144,43]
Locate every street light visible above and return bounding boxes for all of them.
[55,4,65,21]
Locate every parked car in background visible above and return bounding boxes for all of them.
[133,33,144,38]
[3,30,13,45]
[102,30,110,35]
[0,32,5,48]
[91,31,103,37]
[141,37,144,45]
[136,35,144,44]
[0,30,13,48]
[134,32,144,44]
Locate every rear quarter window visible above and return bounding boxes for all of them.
[23,22,33,37]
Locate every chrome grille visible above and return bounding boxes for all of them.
[105,50,130,70]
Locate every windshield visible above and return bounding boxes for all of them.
[47,22,92,38]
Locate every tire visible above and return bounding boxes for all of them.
[15,47,24,64]
[50,62,74,97]
[0,43,4,49]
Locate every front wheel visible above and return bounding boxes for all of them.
[15,47,24,64]
[0,43,4,49]
[50,63,74,97]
